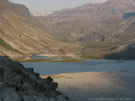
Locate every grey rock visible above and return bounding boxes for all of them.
[48,98,56,101]
[23,96,35,101]
[0,68,5,82]
[2,88,21,101]
[4,93,21,101]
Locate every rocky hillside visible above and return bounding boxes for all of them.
[0,56,74,101]
[38,0,135,59]
[0,0,80,60]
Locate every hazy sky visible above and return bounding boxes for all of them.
[9,0,106,14]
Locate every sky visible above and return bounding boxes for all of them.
[9,0,106,14]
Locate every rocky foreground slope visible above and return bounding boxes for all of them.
[0,56,74,101]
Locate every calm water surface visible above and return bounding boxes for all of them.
[22,60,135,75]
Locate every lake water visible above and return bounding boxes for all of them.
[22,59,135,75]
[22,60,135,101]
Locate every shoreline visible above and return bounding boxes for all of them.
[17,53,135,63]
[20,58,85,63]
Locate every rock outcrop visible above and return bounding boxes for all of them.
[0,56,74,101]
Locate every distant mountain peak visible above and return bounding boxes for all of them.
[105,0,135,7]
[97,0,135,16]
[108,0,135,3]
[87,0,107,4]
[33,11,53,17]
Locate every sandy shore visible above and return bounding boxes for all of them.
[41,72,135,101]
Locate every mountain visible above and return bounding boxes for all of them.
[0,0,80,60]
[38,0,135,59]
[39,0,135,42]
[1,0,135,60]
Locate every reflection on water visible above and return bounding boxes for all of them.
[22,60,135,75]
[30,54,54,59]
[30,54,72,60]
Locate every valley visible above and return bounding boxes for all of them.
[1,0,135,60]
[38,0,135,60]
[1,0,135,101]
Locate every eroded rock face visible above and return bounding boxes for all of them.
[0,56,74,101]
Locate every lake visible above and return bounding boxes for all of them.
[22,59,135,75]
[22,59,135,101]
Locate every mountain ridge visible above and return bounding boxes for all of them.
[38,0,135,59]
[0,0,81,60]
